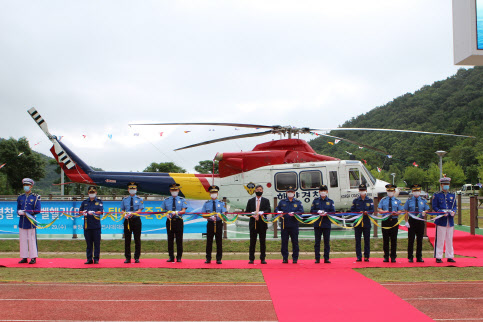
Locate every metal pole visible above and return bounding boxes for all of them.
[470,196,476,235]
[223,197,228,239]
[273,197,278,238]
[457,194,462,225]
[439,156,443,179]
[373,194,381,238]
[60,168,65,196]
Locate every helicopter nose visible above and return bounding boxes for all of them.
[214,152,223,161]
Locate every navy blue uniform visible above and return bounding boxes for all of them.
[121,195,144,261]
[311,197,335,261]
[378,196,404,260]
[162,196,189,260]
[17,193,41,229]
[276,198,304,261]
[432,192,457,227]
[79,197,104,262]
[351,196,374,260]
[202,199,227,261]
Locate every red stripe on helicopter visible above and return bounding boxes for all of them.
[50,146,94,184]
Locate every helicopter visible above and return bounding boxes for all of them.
[28,108,474,211]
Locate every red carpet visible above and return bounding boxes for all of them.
[426,226,483,257]
[262,268,433,322]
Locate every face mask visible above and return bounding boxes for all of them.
[442,185,450,191]
[210,193,218,199]
[255,191,263,197]
[360,191,366,197]
[287,192,295,198]
[387,192,394,197]
[23,186,31,193]
[129,189,137,195]
[89,193,96,199]
[413,192,420,198]
[319,192,327,197]
[171,191,179,197]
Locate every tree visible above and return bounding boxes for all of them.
[143,162,186,173]
[0,137,45,193]
[195,160,219,174]
[427,161,466,189]
[403,166,427,188]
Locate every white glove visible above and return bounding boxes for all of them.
[82,211,87,217]
[422,211,427,216]
[251,211,256,214]
[288,212,294,216]
[317,210,324,214]
[88,211,95,215]
[405,222,410,229]
[277,211,283,214]
[17,210,25,216]
[124,212,131,219]
[210,216,215,221]
[258,211,264,215]
[450,211,455,217]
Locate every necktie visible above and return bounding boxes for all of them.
[130,197,134,211]
[212,200,216,212]
[388,197,392,212]
[256,199,260,213]
[415,197,419,214]
[172,198,176,211]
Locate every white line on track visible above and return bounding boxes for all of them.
[0,283,266,287]
[382,282,483,286]
[434,319,483,321]
[404,297,483,300]
[0,320,279,322]
[0,299,272,302]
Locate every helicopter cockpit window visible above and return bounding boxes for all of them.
[300,171,322,190]
[349,168,360,189]
[275,172,298,191]
[362,175,368,186]
[329,171,338,188]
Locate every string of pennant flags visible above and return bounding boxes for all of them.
[0,152,24,170]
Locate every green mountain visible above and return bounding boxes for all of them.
[309,67,483,186]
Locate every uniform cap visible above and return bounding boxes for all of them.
[358,184,367,191]
[22,178,34,185]
[127,182,138,189]
[286,186,296,192]
[439,175,451,184]
[318,185,328,191]
[385,184,396,191]
[87,185,97,193]
[208,185,219,192]
[410,184,422,191]
[169,183,181,190]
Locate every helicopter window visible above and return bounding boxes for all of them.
[329,171,338,188]
[362,175,368,186]
[275,172,298,191]
[300,171,322,190]
[349,168,360,189]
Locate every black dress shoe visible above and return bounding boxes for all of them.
[18,258,28,264]
[391,259,396,263]
[261,260,267,264]
[447,258,456,263]
[408,258,414,263]
[383,258,389,263]
[436,258,443,263]
[356,258,362,262]
[124,259,131,263]
[293,260,298,264]
[29,258,36,264]
[324,259,331,264]
[167,258,175,263]
[176,258,181,263]
[315,259,320,264]
[416,258,424,263]
[248,260,254,264]
[85,260,93,264]
[135,259,140,263]
[282,259,288,264]
[94,260,99,264]
[216,260,222,264]
[364,258,369,262]
[205,260,211,264]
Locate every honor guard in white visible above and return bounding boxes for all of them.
[162,183,188,263]
[121,182,144,263]
[378,184,404,262]
[201,185,226,264]
[16,178,41,264]
[404,184,429,263]
[432,176,457,263]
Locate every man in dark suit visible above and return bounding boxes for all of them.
[245,184,271,264]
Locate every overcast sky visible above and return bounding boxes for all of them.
[0,0,463,172]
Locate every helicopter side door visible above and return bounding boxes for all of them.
[339,162,373,209]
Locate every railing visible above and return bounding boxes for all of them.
[469,196,483,235]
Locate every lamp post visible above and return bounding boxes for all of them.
[435,151,447,179]
[391,173,396,185]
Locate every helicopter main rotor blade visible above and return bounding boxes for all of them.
[316,132,389,155]
[174,130,273,151]
[130,122,277,129]
[311,127,475,138]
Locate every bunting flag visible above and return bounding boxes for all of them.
[328,142,334,145]
[57,136,63,141]
[107,134,112,139]
[361,159,367,164]
[209,129,215,131]
[0,163,5,169]
[82,135,86,139]
[413,162,419,167]
[387,155,393,159]
[133,133,140,136]
[334,139,340,144]
[159,132,163,136]
[377,167,382,173]
[358,146,364,149]
[184,131,191,133]
[345,151,352,155]
[17,152,24,157]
